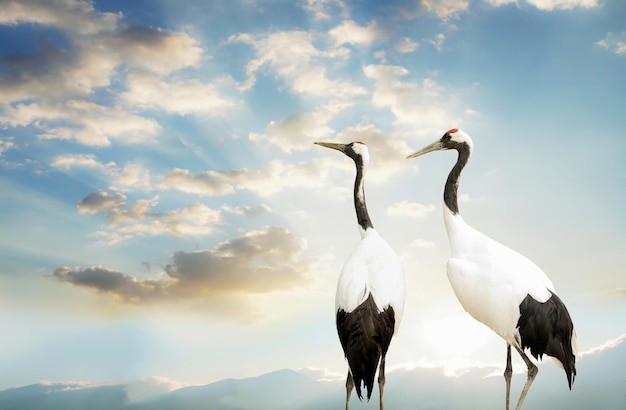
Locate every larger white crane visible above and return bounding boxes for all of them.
[406,129,576,410]
[315,141,405,410]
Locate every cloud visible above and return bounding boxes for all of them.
[399,0,469,20]
[421,0,470,20]
[104,26,203,75]
[459,192,484,203]
[222,204,273,217]
[0,10,203,104]
[51,265,167,303]
[159,168,237,196]
[596,32,626,55]
[387,200,436,217]
[228,30,366,98]
[250,100,353,153]
[424,33,447,51]
[77,192,223,243]
[493,0,599,10]
[125,376,189,404]
[111,163,153,192]
[50,226,314,318]
[394,37,419,53]
[1,101,161,147]
[363,64,458,134]
[604,288,626,297]
[328,20,386,47]
[51,153,116,173]
[159,158,333,197]
[77,191,126,215]
[579,333,626,357]
[0,137,15,156]
[302,0,350,20]
[0,0,120,35]
[327,123,415,182]
[120,73,237,116]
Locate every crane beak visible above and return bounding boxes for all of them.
[314,141,347,152]
[406,140,445,159]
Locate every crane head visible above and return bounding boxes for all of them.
[314,141,370,165]
[406,128,473,159]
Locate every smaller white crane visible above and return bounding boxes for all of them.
[406,129,576,410]
[315,141,405,410]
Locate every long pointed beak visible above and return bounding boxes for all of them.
[314,141,347,152]
[406,140,445,159]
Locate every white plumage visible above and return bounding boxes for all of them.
[315,140,405,410]
[407,128,576,410]
[336,228,405,334]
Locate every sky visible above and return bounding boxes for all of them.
[0,0,625,396]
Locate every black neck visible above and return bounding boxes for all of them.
[354,159,373,231]
[444,146,471,215]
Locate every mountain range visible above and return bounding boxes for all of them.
[1,339,624,409]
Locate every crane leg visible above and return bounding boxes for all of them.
[345,371,354,410]
[514,346,538,410]
[378,356,386,410]
[504,344,512,410]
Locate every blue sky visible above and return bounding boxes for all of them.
[0,0,625,398]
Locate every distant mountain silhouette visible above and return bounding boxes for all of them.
[1,340,624,409]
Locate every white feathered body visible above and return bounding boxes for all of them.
[335,228,405,334]
[443,207,556,348]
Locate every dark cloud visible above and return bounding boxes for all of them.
[52,266,165,303]
[77,191,126,214]
[50,226,314,314]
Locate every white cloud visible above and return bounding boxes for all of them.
[0,0,120,35]
[332,123,415,182]
[0,137,16,156]
[125,376,189,404]
[228,30,365,98]
[387,200,436,217]
[160,158,334,197]
[121,73,237,116]
[328,20,385,47]
[484,0,599,9]
[302,0,350,20]
[459,192,484,203]
[111,163,153,192]
[363,64,458,134]
[250,100,353,153]
[579,333,626,357]
[421,0,470,19]
[400,0,469,20]
[78,193,223,244]
[51,153,116,173]
[159,168,237,197]
[523,0,598,10]
[596,32,626,55]
[221,204,273,217]
[424,33,447,51]
[394,37,419,53]
[1,101,161,147]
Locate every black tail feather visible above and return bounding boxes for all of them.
[517,291,576,388]
[336,293,395,400]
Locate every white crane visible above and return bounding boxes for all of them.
[406,129,576,410]
[315,141,405,410]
